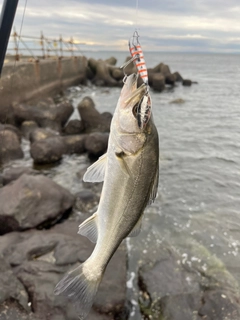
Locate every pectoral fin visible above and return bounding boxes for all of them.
[148,165,159,205]
[128,215,143,237]
[83,153,107,183]
[78,213,98,243]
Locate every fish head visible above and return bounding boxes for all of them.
[117,73,152,133]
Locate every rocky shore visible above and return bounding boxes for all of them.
[1,56,238,320]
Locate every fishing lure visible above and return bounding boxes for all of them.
[121,30,148,86]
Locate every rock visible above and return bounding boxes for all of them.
[173,71,183,82]
[63,119,85,135]
[169,98,186,104]
[0,128,24,164]
[30,136,66,164]
[0,124,22,141]
[88,58,118,87]
[0,220,128,319]
[152,73,165,92]
[0,256,30,312]
[0,174,75,234]
[152,62,164,73]
[138,246,240,320]
[77,97,112,133]
[183,79,192,86]
[0,104,15,125]
[105,57,117,66]
[62,134,87,154]
[111,67,124,81]
[84,132,109,157]
[21,121,39,139]
[86,66,95,80]
[0,300,34,320]
[1,166,37,185]
[75,190,99,213]
[13,100,74,131]
[29,128,59,144]
[165,73,176,86]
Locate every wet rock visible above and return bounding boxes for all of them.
[21,121,39,139]
[13,100,74,132]
[0,104,15,125]
[138,245,240,320]
[30,136,66,164]
[78,97,112,133]
[0,256,30,312]
[152,73,165,92]
[183,79,192,86]
[89,58,118,87]
[0,300,34,320]
[165,73,176,86]
[0,128,24,164]
[29,128,59,144]
[0,124,22,141]
[111,67,124,81]
[75,189,99,213]
[0,220,128,320]
[173,71,183,82]
[105,56,117,66]
[84,132,109,157]
[62,134,87,154]
[1,166,37,185]
[170,98,186,104]
[63,119,85,135]
[0,174,75,234]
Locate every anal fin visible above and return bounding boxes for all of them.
[78,213,98,243]
[128,215,143,237]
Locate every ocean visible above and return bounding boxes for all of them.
[5,51,240,318]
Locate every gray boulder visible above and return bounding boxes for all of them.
[30,136,66,164]
[63,119,85,135]
[84,132,109,157]
[13,99,74,132]
[0,127,23,164]
[1,166,37,185]
[0,220,129,319]
[152,73,165,92]
[62,134,87,155]
[21,120,39,139]
[29,128,59,144]
[0,174,75,234]
[77,97,112,133]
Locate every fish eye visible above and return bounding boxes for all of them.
[132,103,139,118]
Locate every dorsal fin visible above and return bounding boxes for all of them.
[83,153,107,183]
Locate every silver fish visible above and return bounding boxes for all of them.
[54,73,159,319]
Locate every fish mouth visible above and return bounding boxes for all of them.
[124,74,148,106]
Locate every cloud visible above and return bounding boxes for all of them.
[2,0,240,52]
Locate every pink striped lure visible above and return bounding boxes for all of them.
[121,30,148,86]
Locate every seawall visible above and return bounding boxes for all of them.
[0,56,88,108]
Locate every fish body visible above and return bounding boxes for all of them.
[54,73,159,319]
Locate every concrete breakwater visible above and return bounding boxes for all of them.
[1,56,88,109]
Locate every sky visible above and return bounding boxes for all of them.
[2,0,240,53]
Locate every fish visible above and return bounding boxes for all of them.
[121,30,149,86]
[54,73,159,319]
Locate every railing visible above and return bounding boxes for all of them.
[6,29,85,61]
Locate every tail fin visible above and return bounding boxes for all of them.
[54,263,102,319]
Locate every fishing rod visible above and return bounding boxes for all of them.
[0,0,19,76]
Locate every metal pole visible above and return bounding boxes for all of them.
[0,0,19,75]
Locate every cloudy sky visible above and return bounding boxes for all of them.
[3,0,240,52]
